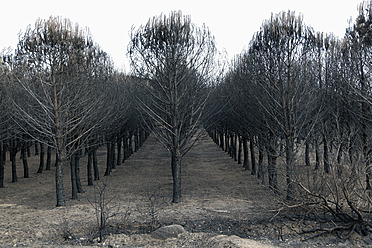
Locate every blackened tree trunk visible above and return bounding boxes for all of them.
[363,124,372,189]
[229,134,234,159]
[104,142,112,176]
[237,136,242,164]
[233,135,237,161]
[55,152,65,206]
[139,130,146,148]
[111,142,116,169]
[257,137,264,183]
[323,134,330,173]
[10,147,17,183]
[225,130,229,153]
[46,146,52,170]
[242,136,250,170]
[21,142,29,178]
[250,138,256,175]
[37,143,45,173]
[305,141,311,167]
[87,151,93,186]
[8,140,19,183]
[267,135,278,193]
[2,142,7,163]
[129,134,133,156]
[93,149,99,181]
[134,129,139,152]
[285,136,295,201]
[337,143,343,165]
[267,152,278,193]
[349,145,354,166]
[116,135,122,165]
[315,139,320,170]
[122,134,129,162]
[75,151,83,193]
[219,131,224,150]
[172,152,182,203]
[34,141,39,155]
[0,142,3,187]
[70,154,78,199]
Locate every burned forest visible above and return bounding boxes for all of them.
[2,2,372,247]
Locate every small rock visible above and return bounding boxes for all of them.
[151,224,185,240]
[35,231,44,239]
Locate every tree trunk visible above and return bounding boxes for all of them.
[75,151,83,193]
[93,149,99,181]
[258,138,264,184]
[219,131,224,150]
[9,147,17,183]
[337,143,343,165]
[305,141,310,167]
[2,142,7,162]
[250,137,256,175]
[229,134,234,158]
[225,130,229,153]
[105,142,112,176]
[55,152,65,206]
[0,142,3,188]
[315,139,320,170]
[267,135,278,193]
[172,152,182,203]
[34,141,39,155]
[46,146,52,170]
[116,135,122,165]
[129,135,133,155]
[233,135,237,161]
[111,142,116,169]
[242,137,249,170]
[323,134,330,173]
[267,153,278,193]
[140,130,146,148]
[237,136,242,164]
[349,145,354,165]
[285,137,295,201]
[37,143,45,173]
[70,154,78,200]
[134,129,139,152]
[122,134,128,162]
[87,152,93,186]
[21,142,29,178]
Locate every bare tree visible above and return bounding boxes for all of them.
[344,1,372,189]
[128,11,216,203]
[11,17,113,206]
[0,54,10,187]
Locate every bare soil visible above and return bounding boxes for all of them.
[0,132,369,247]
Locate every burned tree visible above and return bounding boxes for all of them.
[128,11,216,203]
[11,17,112,206]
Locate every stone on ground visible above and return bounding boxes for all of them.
[151,224,185,240]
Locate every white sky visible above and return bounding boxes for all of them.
[0,0,364,71]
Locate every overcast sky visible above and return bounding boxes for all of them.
[0,0,364,70]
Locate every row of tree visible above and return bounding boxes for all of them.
[0,17,148,206]
[3,2,372,215]
[0,12,218,206]
[205,1,372,235]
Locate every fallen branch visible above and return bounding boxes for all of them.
[297,183,372,241]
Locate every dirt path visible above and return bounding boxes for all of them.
[0,132,288,247]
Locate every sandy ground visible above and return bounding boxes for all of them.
[0,132,366,247]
